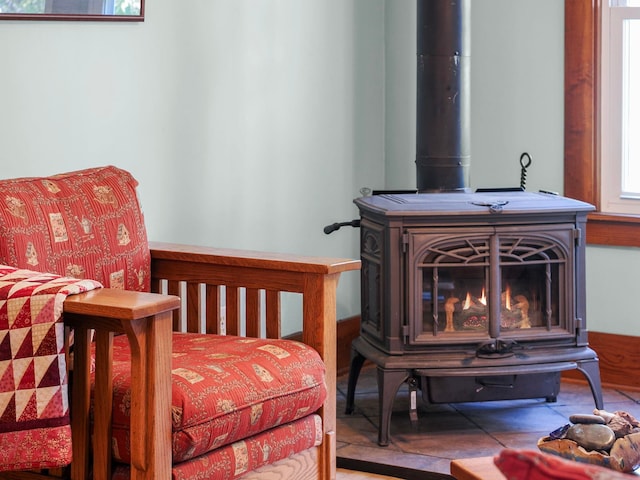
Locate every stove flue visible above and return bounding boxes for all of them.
[416,0,471,192]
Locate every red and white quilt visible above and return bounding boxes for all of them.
[0,265,101,472]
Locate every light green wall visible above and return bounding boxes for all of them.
[383,1,416,189]
[1,1,637,335]
[383,0,564,193]
[0,0,383,327]
[586,246,640,336]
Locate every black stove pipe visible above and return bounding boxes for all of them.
[416,0,471,192]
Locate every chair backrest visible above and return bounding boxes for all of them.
[0,166,150,291]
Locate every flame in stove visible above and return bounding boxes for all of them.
[504,284,511,311]
[462,288,487,310]
[456,283,533,329]
[462,292,472,310]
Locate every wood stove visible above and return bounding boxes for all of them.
[339,0,603,446]
[345,190,603,446]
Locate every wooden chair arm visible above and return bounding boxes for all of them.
[63,288,180,322]
[149,241,360,275]
[64,289,180,480]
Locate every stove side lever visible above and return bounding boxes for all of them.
[323,219,361,234]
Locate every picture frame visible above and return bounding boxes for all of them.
[0,0,144,21]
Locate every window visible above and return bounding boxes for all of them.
[565,1,640,248]
[601,2,640,214]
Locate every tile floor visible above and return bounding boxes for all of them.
[336,364,640,477]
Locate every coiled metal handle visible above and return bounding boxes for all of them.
[520,152,532,190]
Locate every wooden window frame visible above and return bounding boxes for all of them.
[565,0,640,246]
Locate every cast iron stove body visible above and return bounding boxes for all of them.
[345,190,603,446]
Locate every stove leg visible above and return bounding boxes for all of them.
[376,368,410,447]
[576,359,604,409]
[345,348,366,414]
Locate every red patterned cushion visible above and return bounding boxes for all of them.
[0,166,150,291]
[112,415,322,480]
[494,449,633,480]
[105,332,327,464]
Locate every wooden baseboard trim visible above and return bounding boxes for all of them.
[562,331,640,391]
[332,318,640,392]
[336,315,361,376]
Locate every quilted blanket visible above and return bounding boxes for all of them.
[0,265,101,472]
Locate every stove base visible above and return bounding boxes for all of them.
[345,336,603,446]
[420,372,561,404]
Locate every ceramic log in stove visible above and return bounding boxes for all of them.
[345,190,603,446]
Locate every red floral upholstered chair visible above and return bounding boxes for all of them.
[0,166,359,480]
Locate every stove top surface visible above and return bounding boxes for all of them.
[354,190,595,216]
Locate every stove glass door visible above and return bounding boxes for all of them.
[409,225,574,345]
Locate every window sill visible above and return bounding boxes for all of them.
[586,212,640,247]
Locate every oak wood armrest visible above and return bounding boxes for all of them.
[149,241,361,275]
[64,288,180,480]
[64,288,181,324]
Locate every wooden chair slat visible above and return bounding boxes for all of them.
[205,284,221,334]
[245,288,261,338]
[226,287,240,336]
[265,289,281,339]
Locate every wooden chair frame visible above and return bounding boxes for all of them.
[2,242,359,480]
